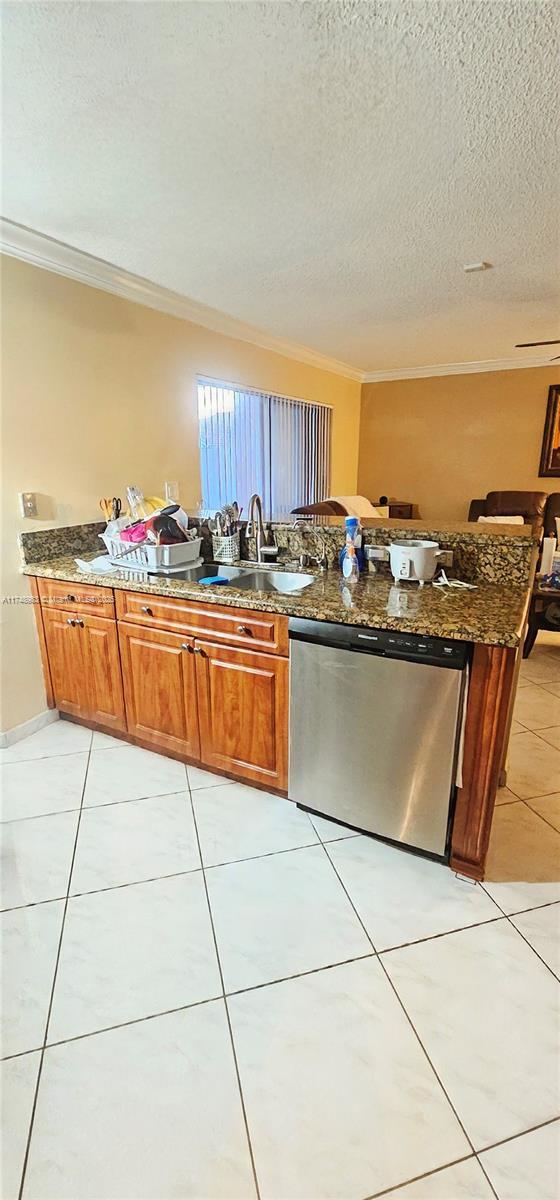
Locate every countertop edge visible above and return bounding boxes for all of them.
[21,560,530,650]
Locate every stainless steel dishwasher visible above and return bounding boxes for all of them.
[288,618,469,860]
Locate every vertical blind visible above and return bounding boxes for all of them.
[197,379,332,519]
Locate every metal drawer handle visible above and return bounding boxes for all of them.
[193,646,206,656]
[181,643,194,654]
[237,624,252,635]
[76,618,84,628]
[141,605,153,615]
[66,594,76,603]
[66,617,75,626]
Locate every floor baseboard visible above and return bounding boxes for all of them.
[0,708,59,749]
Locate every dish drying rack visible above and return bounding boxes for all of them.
[101,533,203,573]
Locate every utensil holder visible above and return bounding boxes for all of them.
[212,532,240,564]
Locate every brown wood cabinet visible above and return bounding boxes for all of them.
[42,608,125,731]
[34,579,288,792]
[195,639,288,790]
[118,622,200,760]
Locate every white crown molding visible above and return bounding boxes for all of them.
[2,220,555,386]
[0,218,363,382]
[362,356,554,382]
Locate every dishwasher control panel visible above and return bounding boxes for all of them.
[288,617,470,669]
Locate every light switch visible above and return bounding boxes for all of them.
[19,492,38,518]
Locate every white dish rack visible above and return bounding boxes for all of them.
[101,533,203,571]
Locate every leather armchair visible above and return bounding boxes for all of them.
[544,492,560,538]
[467,491,550,537]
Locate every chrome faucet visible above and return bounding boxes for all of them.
[246,493,266,563]
[312,535,329,571]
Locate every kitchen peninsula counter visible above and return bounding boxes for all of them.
[21,519,537,882]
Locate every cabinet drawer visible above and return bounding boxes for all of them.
[116,590,288,656]
[37,577,115,617]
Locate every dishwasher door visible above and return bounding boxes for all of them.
[289,638,465,857]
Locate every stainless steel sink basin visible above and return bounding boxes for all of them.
[155,563,315,593]
[233,569,316,594]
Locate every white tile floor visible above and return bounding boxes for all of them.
[1,635,559,1199]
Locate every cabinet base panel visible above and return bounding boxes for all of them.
[59,713,288,797]
[449,852,484,882]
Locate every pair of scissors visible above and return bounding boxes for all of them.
[100,497,122,521]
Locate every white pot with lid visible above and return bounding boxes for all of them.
[389,540,443,584]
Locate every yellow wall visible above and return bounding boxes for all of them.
[358,368,559,522]
[1,255,361,732]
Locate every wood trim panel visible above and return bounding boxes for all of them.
[29,576,55,708]
[37,577,115,617]
[115,590,289,655]
[450,643,516,881]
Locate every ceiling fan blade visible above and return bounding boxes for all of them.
[515,340,560,348]
[551,354,560,361]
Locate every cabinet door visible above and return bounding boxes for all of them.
[195,640,288,790]
[42,608,89,719]
[81,614,126,733]
[118,622,200,759]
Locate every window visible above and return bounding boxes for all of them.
[197,378,332,519]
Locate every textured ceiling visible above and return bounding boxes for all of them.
[2,0,559,372]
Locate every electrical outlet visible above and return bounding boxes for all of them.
[19,492,38,518]
[439,550,454,568]
[364,545,390,561]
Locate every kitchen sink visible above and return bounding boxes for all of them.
[233,569,316,594]
[155,563,315,593]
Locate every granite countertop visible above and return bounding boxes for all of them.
[23,554,531,648]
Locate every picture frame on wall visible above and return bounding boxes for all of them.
[539,384,560,477]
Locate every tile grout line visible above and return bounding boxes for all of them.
[317,839,497,1193]
[476,1113,560,1154]
[520,797,560,836]
[377,914,506,956]
[366,1099,560,1195]
[6,895,555,1060]
[496,784,560,805]
[1,867,203,914]
[0,742,93,768]
[16,738,94,1200]
[362,1112,560,1200]
[479,883,560,984]
[186,766,262,1200]
[3,955,380,1063]
[1,786,197,826]
[1,834,355,915]
[23,995,224,1055]
[224,951,377,999]
[5,825,556,1040]
[2,777,237,825]
[361,1152,478,1200]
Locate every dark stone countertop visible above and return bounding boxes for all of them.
[23,554,531,648]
